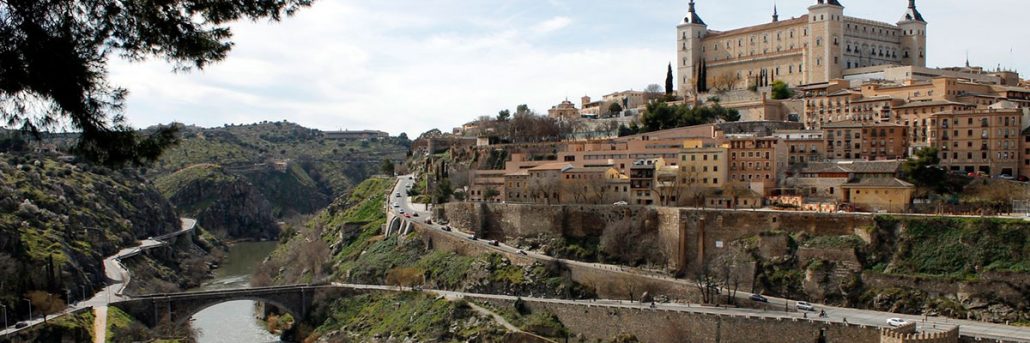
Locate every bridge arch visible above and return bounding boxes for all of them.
[387,216,402,235]
[111,286,340,330]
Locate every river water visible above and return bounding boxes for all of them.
[190,241,281,343]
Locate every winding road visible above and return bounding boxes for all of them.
[389,175,1030,342]
[0,218,197,340]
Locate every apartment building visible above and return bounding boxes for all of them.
[824,121,908,161]
[727,135,787,196]
[773,130,825,166]
[933,109,1022,177]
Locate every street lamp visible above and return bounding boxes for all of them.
[22,298,31,321]
[1,304,7,330]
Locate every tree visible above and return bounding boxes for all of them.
[770,80,794,100]
[710,72,741,92]
[433,178,453,204]
[608,103,624,116]
[380,159,395,175]
[516,104,532,115]
[644,84,664,102]
[665,63,675,95]
[497,109,511,122]
[398,132,409,141]
[0,0,312,166]
[902,147,947,192]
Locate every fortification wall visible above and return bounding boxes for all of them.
[473,297,882,343]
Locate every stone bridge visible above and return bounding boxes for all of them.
[111,285,354,329]
[384,211,415,236]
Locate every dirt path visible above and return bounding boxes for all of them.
[92,306,107,343]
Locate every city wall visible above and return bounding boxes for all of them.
[438,203,878,274]
[472,297,883,343]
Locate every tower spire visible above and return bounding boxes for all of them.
[685,0,706,25]
[901,0,925,22]
[772,2,779,22]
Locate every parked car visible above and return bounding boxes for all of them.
[468,235,477,240]
[399,209,405,214]
[613,201,629,206]
[412,213,419,217]
[999,174,1015,180]
[404,214,411,218]
[795,301,815,311]
[517,250,528,255]
[886,318,908,327]
[1019,175,1030,182]
[14,321,28,329]
[749,294,769,303]
[425,219,433,224]
[392,202,399,208]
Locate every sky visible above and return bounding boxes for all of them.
[109,0,1029,137]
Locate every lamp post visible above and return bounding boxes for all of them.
[1,304,7,330]
[22,298,31,321]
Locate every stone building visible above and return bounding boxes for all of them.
[547,99,580,119]
[773,130,825,166]
[676,0,927,95]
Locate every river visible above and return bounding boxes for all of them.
[190,241,280,343]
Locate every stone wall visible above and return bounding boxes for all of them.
[439,204,881,275]
[473,297,882,343]
[881,324,960,343]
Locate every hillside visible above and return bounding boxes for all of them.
[156,164,280,240]
[255,177,585,341]
[150,121,407,214]
[0,152,182,324]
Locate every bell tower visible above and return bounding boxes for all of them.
[806,0,845,83]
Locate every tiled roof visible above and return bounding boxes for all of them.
[528,162,573,171]
[843,177,914,188]
[893,100,971,109]
[801,160,903,174]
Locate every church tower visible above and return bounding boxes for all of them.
[677,0,708,97]
[898,0,927,67]
[806,0,845,84]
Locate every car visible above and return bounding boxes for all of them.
[613,201,629,206]
[425,219,433,224]
[999,174,1015,180]
[399,209,405,214]
[749,294,769,303]
[409,176,413,180]
[392,202,399,208]
[412,213,419,217]
[14,321,28,329]
[795,301,815,311]
[490,240,500,246]
[468,235,477,240]
[395,193,401,197]
[1019,175,1030,182]
[516,250,528,255]
[441,226,452,232]
[404,214,411,218]
[886,318,908,327]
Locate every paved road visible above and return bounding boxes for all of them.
[389,175,1030,342]
[0,218,197,338]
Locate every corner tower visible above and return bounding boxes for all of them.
[677,0,708,97]
[898,0,927,67]
[806,0,845,84]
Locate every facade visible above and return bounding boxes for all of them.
[773,130,825,166]
[933,109,1022,177]
[824,121,908,160]
[842,178,915,212]
[727,135,787,195]
[677,0,928,95]
[548,99,580,119]
[468,170,506,202]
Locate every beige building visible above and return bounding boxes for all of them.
[824,121,909,161]
[933,109,1022,177]
[677,0,927,95]
[773,130,825,166]
[547,99,580,119]
[727,135,787,195]
[842,178,914,213]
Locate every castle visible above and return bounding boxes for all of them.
[677,0,928,95]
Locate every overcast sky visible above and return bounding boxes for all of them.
[110,0,1029,137]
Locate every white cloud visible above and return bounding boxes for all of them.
[532,16,572,35]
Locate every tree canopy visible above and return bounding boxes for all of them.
[640,102,740,133]
[902,147,951,192]
[770,81,794,100]
[1,0,313,166]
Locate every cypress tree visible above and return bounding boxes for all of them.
[665,63,675,95]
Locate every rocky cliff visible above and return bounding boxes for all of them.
[0,152,181,323]
[156,164,280,240]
